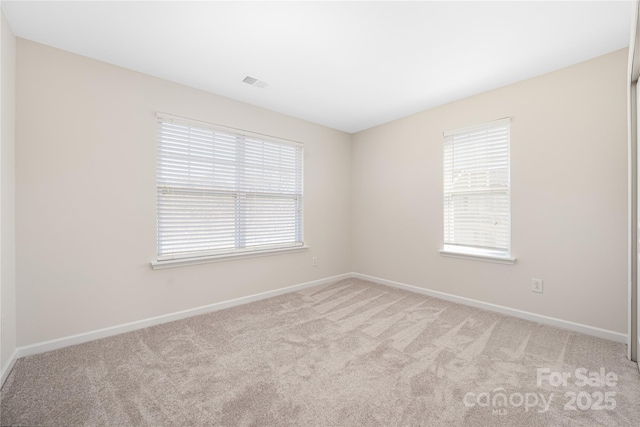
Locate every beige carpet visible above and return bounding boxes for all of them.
[2,277,640,426]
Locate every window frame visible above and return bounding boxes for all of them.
[152,113,306,270]
[439,118,515,265]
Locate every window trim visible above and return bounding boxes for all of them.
[153,113,305,268]
[151,245,309,270]
[441,117,515,264]
[439,247,516,265]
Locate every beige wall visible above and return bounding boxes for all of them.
[16,39,352,346]
[1,10,16,369]
[352,49,629,334]
[14,38,630,347]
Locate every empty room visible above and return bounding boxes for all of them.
[2,1,640,426]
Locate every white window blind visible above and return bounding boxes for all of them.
[443,118,511,256]
[156,114,304,261]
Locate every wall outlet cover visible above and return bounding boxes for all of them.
[532,278,543,293]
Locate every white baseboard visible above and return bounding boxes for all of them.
[0,349,19,388]
[5,270,628,384]
[16,273,351,360]
[352,272,627,344]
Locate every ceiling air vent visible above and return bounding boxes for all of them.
[242,75,268,89]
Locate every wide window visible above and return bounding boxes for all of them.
[441,118,513,263]
[154,114,304,267]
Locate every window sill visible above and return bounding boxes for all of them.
[438,249,516,265]
[151,245,309,270]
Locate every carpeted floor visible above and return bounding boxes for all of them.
[2,277,640,426]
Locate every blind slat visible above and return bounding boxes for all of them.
[443,119,510,253]
[157,116,304,260]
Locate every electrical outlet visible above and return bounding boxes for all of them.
[532,278,544,293]
[312,257,318,267]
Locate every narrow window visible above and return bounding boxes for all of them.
[442,118,512,262]
[156,114,303,263]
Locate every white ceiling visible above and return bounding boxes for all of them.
[2,1,633,133]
